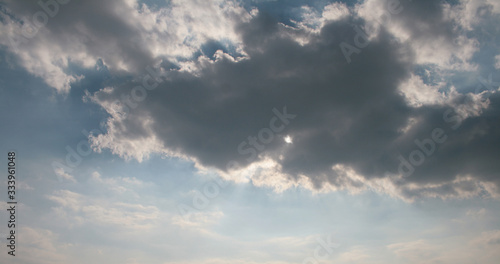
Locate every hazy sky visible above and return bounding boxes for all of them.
[1,0,500,263]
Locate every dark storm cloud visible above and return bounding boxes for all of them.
[92,4,500,199]
[94,12,413,183]
[6,0,497,199]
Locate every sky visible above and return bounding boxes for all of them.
[0,0,500,263]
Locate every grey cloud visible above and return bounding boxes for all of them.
[8,0,498,199]
[95,13,414,187]
[98,6,498,199]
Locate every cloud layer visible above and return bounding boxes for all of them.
[2,0,500,201]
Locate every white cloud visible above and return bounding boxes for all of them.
[164,259,292,264]
[47,190,82,211]
[471,230,500,246]
[300,2,350,29]
[172,210,224,229]
[322,2,350,22]
[16,227,68,264]
[387,235,500,264]
[89,115,167,162]
[55,167,77,183]
[398,74,448,107]
[47,189,161,229]
[334,246,373,264]
[445,0,500,31]
[387,240,441,263]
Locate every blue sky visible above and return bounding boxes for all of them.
[1,0,500,263]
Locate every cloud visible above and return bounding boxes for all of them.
[89,3,500,200]
[164,259,294,264]
[172,210,224,229]
[472,230,500,246]
[387,240,441,263]
[55,167,77,183]
[47,189,161,230]
[298,2,350,30]
[356,0,480,71]
[334,246,372,264]
[37,173,333,263]
[387,236,500,264]
[0,0,251,92]
[91,11,411,173]
[2,0,500,201]
[16,227,68,264]
[88,1,499,199]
